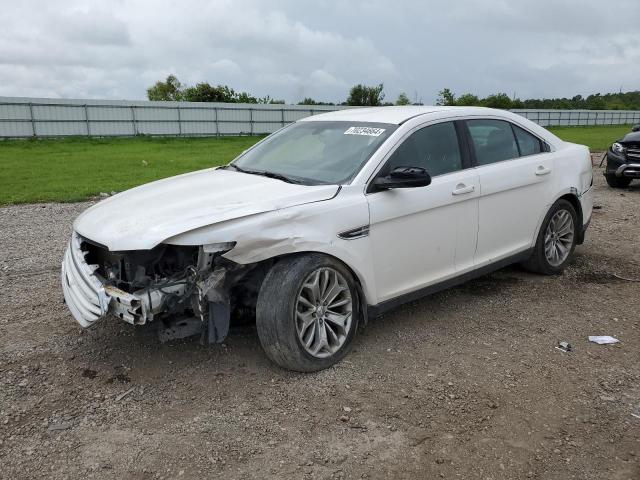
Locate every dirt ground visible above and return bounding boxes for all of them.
[1,165,639,480]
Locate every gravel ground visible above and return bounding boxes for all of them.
[1,165,639,480]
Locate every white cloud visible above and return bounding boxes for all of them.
[0,0,637,103]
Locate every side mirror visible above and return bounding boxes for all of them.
[632,124,640,132]
[373,166,432,190]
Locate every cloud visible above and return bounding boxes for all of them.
[0,0,637,103]
[55,7,132,47]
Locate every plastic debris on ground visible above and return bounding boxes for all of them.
[555,341,572,353]
[588,335,620,345]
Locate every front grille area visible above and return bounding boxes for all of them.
[626,146,640,161]
[61,232,110,327]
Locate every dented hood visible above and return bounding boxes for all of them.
[74,168,339,251]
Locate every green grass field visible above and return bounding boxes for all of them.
[547,124,630,151]
[0,124,631,205]
[0,136,262,205]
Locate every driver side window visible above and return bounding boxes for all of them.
[385,122,462,177]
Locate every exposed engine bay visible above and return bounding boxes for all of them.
[80,237,269,343]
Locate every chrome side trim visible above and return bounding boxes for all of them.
[337,225,370,240]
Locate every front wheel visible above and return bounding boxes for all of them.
[256,254,360,372]
[522,199,578,275]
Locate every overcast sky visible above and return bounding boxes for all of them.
[1,0,639,103]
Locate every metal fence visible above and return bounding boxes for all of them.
[0,97,350,138]
[0,96,639,138]
[511,109,640,127]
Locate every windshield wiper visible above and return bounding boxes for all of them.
[253,170,303,184]
[222,164,302,184]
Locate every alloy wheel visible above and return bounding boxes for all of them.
[544,209,575,267]
[295,267,353,358]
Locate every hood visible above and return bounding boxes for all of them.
[74,168,339,251]
[620,131,640,144]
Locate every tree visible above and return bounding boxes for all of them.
[146,74,184,101]
[346,83,385,106]
[181,83,232,102]
[456,93,481,106]
[257,95,285,104]
[585,94,606,110]
[297,98,335,106]
[396,92,411,106]
[235,91,259,103]
[147,76,280,104]
[482,93,513,109]
[436,88,456,106]
[434,88,640,110]
[165,81,283,104]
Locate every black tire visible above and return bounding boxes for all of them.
[256,253,360,372]
[604,175,632,188]
[522,199,578,275]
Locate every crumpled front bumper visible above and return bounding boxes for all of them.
[61,232,111,328]
[62,232,188,328]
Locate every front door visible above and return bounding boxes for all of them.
[367,121,479,304]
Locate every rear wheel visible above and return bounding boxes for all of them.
[604,175,632,188]
[522,199,578,275]
[256,254,359,372]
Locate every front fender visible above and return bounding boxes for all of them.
[165,186,378,304]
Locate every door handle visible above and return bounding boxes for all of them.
[535,165,551,176]
[452,184,475,195]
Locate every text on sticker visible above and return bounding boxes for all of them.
[344,126,386,137]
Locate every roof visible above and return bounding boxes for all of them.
[300,105,497,125]
[299,105,566,150]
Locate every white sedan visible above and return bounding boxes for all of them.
[62,106,593,371]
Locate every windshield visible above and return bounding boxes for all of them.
[231,121,397,185]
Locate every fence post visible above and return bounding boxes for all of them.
[130,106,137,135]
[215,107,219,137]
[281,107,285,127]
[249,108,254,135]
[28,102,36,137]
[84,104,91,137]
[309,109,314,117]
[177,105,182,136]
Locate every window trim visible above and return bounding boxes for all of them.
[365,119,470,194]
[464,118,550,168]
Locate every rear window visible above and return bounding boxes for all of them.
[467,120,519,165]
[513,125,543,156]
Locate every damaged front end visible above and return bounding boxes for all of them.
[61,232,258,343]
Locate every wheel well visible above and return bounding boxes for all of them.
[558,193,584,244]
[263,251,370,324]
[559,193,583,226]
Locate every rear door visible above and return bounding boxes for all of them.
[366,121,479,303]
[465,119,554,266]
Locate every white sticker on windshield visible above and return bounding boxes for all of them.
[344,126,386,137]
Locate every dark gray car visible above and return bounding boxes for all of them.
[605,125,640,188]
